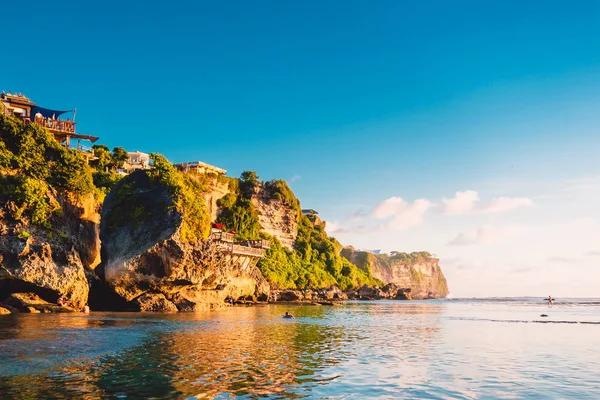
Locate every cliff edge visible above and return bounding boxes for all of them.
[96,161,270,311]
[341,249,449,299]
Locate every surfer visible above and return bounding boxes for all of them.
[283,311,294,319]
[548,295,553,307]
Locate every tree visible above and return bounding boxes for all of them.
[239,170,259,198]
[92,144,112,171]
[111,147,128,169]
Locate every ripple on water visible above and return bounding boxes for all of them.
[0,302,599,398]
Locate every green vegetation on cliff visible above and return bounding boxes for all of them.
[215,170,377,291]
[103,153,212,243]
[0,115,95,227]
[149,153,211,242]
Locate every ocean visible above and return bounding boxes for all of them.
[0,298,599,399]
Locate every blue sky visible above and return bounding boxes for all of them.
[2,1,600,296]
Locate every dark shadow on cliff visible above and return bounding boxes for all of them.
[97,170,182,281]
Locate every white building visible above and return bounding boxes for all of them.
[175,161,227,175]
[126,151,150,171]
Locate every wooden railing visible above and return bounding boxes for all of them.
[35,117,76,133]
[231,244,265,257]
[211,231,235,243]
[244,239,271,249]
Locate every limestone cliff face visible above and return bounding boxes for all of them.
[342,249,449,299]
[97,171,270,311]
[251,192,298,250]
[0,191,101,309]
[201,175,299,250]
[200,178,230,222]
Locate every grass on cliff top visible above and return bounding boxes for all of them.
[0,114,96,227]
[105,153,212,243]
[148,153,211,242]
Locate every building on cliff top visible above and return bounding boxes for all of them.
[175,160,226,175]
[0,91,99,158]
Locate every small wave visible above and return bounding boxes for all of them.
[448,317,600,324]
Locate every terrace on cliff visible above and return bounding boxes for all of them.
[210,223,270,261]
[0,91,99,159]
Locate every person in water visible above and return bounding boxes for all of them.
[548,295,553,307]
[283,311,294,319]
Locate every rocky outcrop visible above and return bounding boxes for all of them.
[1,292,77,313]
[200,177,230,222]
[96,171,270,311]
[342,249,449,299]
[134,293,178,312]
[252,194,298,250]
[270,286,348,303]
[0,192,100,310]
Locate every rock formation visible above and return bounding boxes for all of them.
[95,170,270,312]
[342,249,448,299]
[0,191,100,310]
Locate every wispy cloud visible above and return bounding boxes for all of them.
[449,226,518,246]
[325,221,369,235]
[351,209,368,221]
[372,197,434,231]
[586,251,600,257]
[480,197,533,213]
[510,266,534,274]
[443,190,532,215]
[547,256,581,264]
[443,190,479,215]
[289,175,301,182]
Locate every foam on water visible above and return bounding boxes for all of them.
[0,299,599,399]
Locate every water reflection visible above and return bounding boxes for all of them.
[0,304,435,399]
[6,301,596,399]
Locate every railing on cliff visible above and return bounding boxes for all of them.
[35,116,76,133]
[210,232,270,258]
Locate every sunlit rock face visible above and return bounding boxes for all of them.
[0,191,100,310]
[96,171,269,312]
[341,249,449,299]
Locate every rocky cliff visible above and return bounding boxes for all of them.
[0,191,101,310]
[341,249,449,299]
[96,169,270,311]
[0,114,449,313]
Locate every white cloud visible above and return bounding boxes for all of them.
[443,190,532,214]
[370,197,434,231]
[386,199,434,231]
[443,190,479,215]
[372,197,407,219]
[351,209,368,221]
[289,175,301,182]
[325,221,368,235]
[448,226,517,246]
[481,197,533,213]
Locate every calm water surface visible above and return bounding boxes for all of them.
[1,299,599,399]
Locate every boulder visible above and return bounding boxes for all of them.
[2,293,77,313]
[344,290,359,300]
[319,285,347,300]
[357,284,383,300]
[134,293,178,312]
[0,306,11,314]
[275,290,303,302]
[395,288,413,300]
